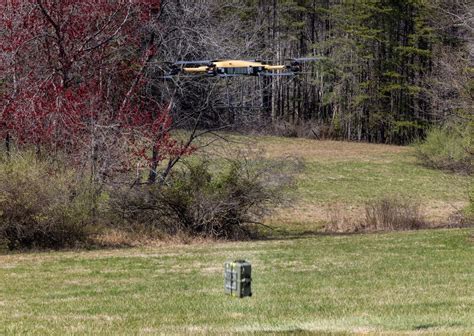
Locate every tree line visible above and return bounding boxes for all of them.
[156,0,472,145]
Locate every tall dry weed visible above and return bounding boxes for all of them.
[325,197,427,233]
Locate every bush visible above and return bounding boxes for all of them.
[325,197,427,233]
[362,197,426,231]
[111,156,297,239]
[414,125,473,174]
[0,153,95,250]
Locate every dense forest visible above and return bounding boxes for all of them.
[155,0,473,144]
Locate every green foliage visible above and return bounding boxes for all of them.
[383,71,403,78]
[352,94,370,107]
[415,125,473,174]
[380,83,402,94]
[0,153,96,250]
[395,45,432,57]
[305,0,437,143]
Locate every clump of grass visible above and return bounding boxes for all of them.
[362,197,426,231]
[468,182,474,213]
[446,183,474,228]
[325,197,427,233]
[324,203,361,233]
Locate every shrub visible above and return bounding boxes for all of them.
[362,197,426,231]
[0,153,95,250]
[110,156,298,239]
[414,125,473,174]
[325,197,427,233]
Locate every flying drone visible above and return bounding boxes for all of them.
[162,57,319,78]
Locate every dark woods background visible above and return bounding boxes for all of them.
[155,0,473,145]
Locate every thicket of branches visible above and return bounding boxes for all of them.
[0,0,278,248]
[1,0,197,185]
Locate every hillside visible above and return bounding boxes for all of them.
[197,135,470,234]
[1,137,472,335]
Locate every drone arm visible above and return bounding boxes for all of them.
[182,66,209,73]
[264,65,286,71]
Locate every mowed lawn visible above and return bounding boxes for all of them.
[1,229,473,335]
[1,136,473,335]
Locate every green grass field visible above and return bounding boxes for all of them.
[196,135,471,232]
[1,229,473,335]
[1,135,473,335]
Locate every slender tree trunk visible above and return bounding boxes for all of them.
[5,133,10,157]
[148,147,159,184]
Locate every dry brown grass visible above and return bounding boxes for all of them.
[424,200,469,223]
[266,199,469,234]
[325,197,428,232]
[322,197,470,233]
[265,203,328,230]
[323,203,365,233]
[259,137,407,162]
[363,197,426,231]
[93,226,216,248]
[196,134,407,163]
[92,227,162,248]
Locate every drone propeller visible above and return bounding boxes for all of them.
[286,57,320,63]
[158,73,213,79]
[147,61,174,65]
[157,75,175,79]
[259,72,295,77]
[218,74,244,77]
[243,59,272,64]
[174,60,212,65]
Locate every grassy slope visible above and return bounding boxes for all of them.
[1,230,473,335]
[256,136,469,202]
[240,136,470,231]
[1,136,472,335]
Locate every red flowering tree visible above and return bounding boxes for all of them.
[0,0,191,184]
